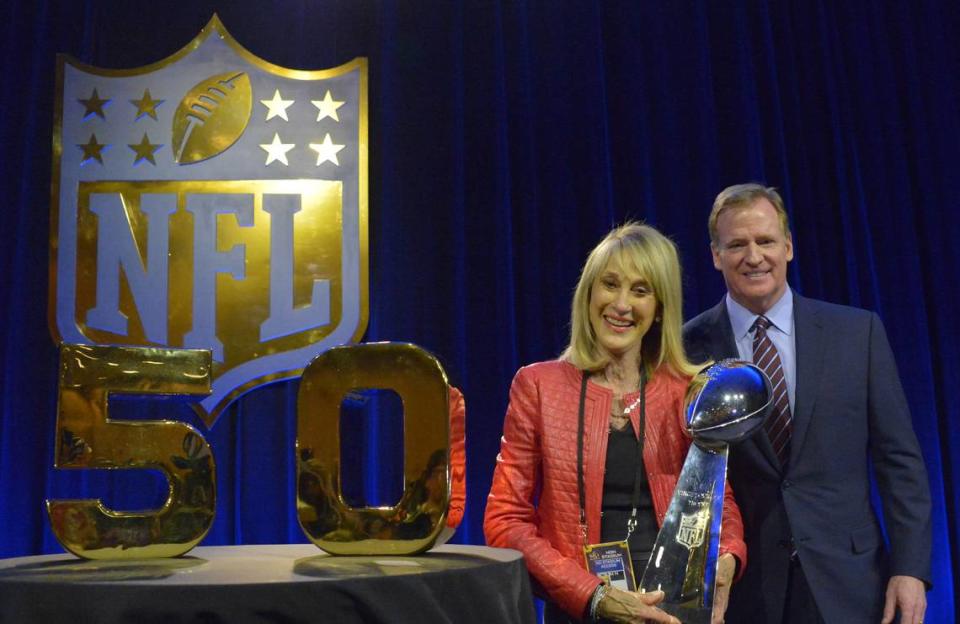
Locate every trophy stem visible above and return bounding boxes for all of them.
[639,443,728,624]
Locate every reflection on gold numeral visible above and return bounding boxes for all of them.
[297,343,450,555]
[46,344,215,559]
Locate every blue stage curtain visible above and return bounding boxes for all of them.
[1,1,957,619]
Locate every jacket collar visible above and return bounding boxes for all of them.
[789,292,824,468]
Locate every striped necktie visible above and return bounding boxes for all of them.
[752,316,792,466]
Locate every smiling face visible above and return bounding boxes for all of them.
[588,256,659,360]
[711,197,794,314]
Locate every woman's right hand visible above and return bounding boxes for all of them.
[596,587,681,623]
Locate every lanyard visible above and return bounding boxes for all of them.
[577,369,647,544]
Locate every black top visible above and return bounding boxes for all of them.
[600,425,659,575]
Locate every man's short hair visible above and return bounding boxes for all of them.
[709,183,791,245]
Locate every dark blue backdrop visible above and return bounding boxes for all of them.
[1,1,957,620]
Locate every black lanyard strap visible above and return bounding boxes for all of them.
[576,372,589,543]
[626,371,647,539]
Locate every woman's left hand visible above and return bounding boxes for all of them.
[711,553,737,624]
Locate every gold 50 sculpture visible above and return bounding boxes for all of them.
[47,342,465,560]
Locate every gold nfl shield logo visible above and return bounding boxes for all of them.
[49,16,368,427]
[676,510,708,550]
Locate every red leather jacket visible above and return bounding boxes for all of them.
[484,360,746,618]
[447,387,466,530]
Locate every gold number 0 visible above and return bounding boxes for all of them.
[297,342,453,555]
[46,344,215,559]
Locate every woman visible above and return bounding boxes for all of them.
[484,223,745,623]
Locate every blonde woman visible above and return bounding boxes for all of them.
[484,223,745,623]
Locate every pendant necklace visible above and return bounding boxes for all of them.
[621,393,644,415]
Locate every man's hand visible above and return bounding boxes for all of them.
[882,575,926,624]
[711,553,737,624]
[597,587,681,623]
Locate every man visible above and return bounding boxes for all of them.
[683,183,931,624]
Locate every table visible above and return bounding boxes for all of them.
[0,543,536,623]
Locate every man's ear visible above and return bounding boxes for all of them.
[711,243,722,270]
[785,235,794,262]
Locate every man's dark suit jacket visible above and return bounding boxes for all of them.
[683,292,931,623]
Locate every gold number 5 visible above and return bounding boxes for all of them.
[46,344,215,559]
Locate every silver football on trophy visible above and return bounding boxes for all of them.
[685,359,773,443]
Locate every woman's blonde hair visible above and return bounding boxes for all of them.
[561,222,700,378]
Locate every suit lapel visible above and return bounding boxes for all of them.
[705,300,737,361]
[705,299,782,473]
[789,293,824,468]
